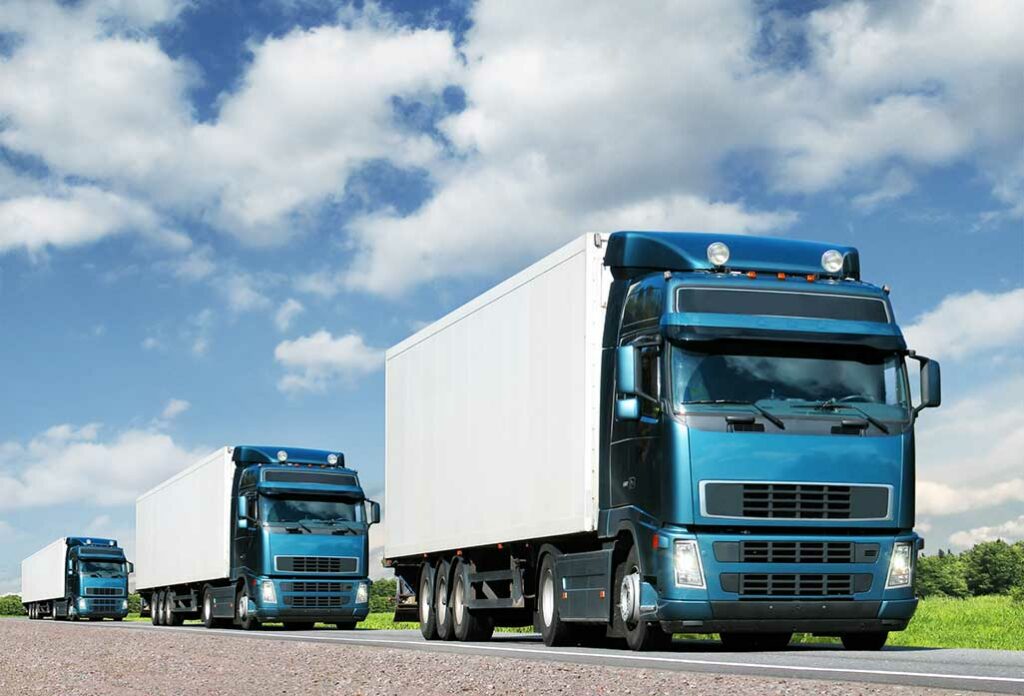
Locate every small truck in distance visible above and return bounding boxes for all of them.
[135,445,379,630]
[384,231,940,651]
[22,537,131,621]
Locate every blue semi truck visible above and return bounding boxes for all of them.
[384,231,940,651]
[22,537,131,621]
[135,446,379,630]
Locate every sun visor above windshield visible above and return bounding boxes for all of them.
[663,313,907,352]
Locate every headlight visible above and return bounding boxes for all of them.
[77,597,87,610]
[121,599,128,610]
[821,249,844,274]
[261,580,277,604]
[886,541,914,589]
[674,540,705,588]
[356,581,369,604]
[707,242,730,267]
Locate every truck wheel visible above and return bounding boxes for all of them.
[202,587,226,629]
[615,546,671,652]
[536,553,573,647]
[434,559,456,641]
[451,561,493,642]
[236,585,261,631]
[418,563,439,640]
[720,632,792,651]
[152,592,163,626]
[841,632,888,651]
[163,589,183,626]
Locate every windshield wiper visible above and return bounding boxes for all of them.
[283,521,313,534]
[684,400,785,430]
[812,399,890,434]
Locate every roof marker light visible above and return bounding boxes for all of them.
[821,249,844,274]
[777,272,786,280]
[276,450,288,462]
[746,271,757,279]
[327,453,338,465]
[707,242,730,267]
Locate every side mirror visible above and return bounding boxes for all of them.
[127,562,135,574]
[917,358,941,413]
[237,495,249,528]
[616,397,640,421]
[616,346,638,396]
[368,500,381,526]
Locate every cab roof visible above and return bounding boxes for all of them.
[232,445,345,467]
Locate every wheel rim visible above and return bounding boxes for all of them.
[435,576,448,628]
[420,574,431,624]
[454,576,465,626]
[541,571,555,627]
[239,591,248,620]
[204,594,212,622]
[619,566,640,625]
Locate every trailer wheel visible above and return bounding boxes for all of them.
[434,559,456,641]
[841,632,888,651]
[615,546,671,652]
[536,553,573,647]
[236,585,261,631]
[151,592,163,626]
[418,563,439,640]
[163,589,183,626]
[451,561,494,642]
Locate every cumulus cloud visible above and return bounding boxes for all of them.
[274,298,305,331]
[917,479,1024,517]
[852,168,916,212]
[274,330,383,393]
[0,422,204,510]
[950,515,1024,548]
[902,288,1024,361]
[160,398,190,421]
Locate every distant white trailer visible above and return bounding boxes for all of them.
[21,538,69,604]
[134,447,234,592]
[384,234,611,560]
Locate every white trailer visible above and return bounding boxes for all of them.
[384,234,610,559]
[21,538,69,604]
[135,447,234,592]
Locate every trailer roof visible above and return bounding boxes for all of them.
[604,231,861,280]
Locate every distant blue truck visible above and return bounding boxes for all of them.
[22,537,131,621]
[385,231,940,651]
[135,446,379,630]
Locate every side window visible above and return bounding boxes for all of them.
[621,280,664,333]
[638,345,661,419]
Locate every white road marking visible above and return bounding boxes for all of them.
[107,623,1024,686]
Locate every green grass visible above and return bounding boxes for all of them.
[116,596,1024,650]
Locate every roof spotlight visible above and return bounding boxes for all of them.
[707,242,730,267]
[327,453,339,465]
[821,249,844,274]
[276,450,288,462]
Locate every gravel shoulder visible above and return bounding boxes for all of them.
[0,619,983,696]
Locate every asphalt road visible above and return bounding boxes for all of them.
[78,621,1024,694]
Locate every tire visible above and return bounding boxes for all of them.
[334,622,357,630]
[614,545,671,652]
[841,632,888,651]
[418,563,439,640]
[152,592,163,626]
[451,561,494,642]
[236,585,261,631]
[720,632,792,651]
[283,622,315,631]
[202,587,225,629]
[163,589,182,626]
[434,559,455,641]
[536,553,573,647]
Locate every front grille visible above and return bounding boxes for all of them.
[88,598,121,611]
[702,482,890,520]
[742,541,854,563]
[282,581,353,593]
[284,595,350,608]
[85,587,122,596]
[721,573,871,597]
[275,556,358,574]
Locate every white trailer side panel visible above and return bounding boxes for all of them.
[135,447,234,590]
[385,234,609,559]
[21,538,68,603]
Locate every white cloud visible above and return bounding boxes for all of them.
[852,167,916,212]
[0,423,203,510]
[186,308,215,356]
[160,398,190,421]
[949,515,1024,548]
[274,298,305,332]
[274,330,383,393]
[141,336,162,350]
[917,479,1024,517]
[221,273,272,313]
[902,288,1024,361]
[171,246,217,281]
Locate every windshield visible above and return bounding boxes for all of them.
[260,497,364,527]
[672,341,909,420]
[79,560,126,578]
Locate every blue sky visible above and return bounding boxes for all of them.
[0,0,1022,591]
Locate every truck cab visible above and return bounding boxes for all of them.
[602,231,939,650]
